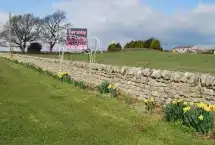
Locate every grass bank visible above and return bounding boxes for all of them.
[0,57,214,145]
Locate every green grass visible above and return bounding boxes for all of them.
[27,50,215,74]
[0,57,214,145]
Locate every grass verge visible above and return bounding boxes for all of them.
[0,57,214,145]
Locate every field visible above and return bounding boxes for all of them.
[0,58,215,145]
[26,50,215,75]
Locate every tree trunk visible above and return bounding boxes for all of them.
[19,46,25,53]
[19,42,26,53]
[23,42,26,53]
[49,43,56,53]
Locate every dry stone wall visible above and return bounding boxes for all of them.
[1,53,215,104]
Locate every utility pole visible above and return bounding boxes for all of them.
[9,12,13,58]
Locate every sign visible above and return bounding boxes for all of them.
[66,28,88,50]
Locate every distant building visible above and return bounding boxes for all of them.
[172,45,193,53]
[172,45,215,53]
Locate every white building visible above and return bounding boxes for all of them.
[172,45,215,53]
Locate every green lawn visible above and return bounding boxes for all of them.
[27,50,215,74]
[0,57,214,145]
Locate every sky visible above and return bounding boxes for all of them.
[0,0,215,50]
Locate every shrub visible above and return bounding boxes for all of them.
[143,97,156,112]
[150,39,162,51]
[124,40,145,48]
[98,81,110,94]
[27,42,42,53]
[144,38,154,48]
[107,43,122,52]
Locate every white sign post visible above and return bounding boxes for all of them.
[57,28,103,85]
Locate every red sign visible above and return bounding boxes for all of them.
[66,28,87,50]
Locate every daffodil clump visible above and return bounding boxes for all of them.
[164,99,188,122]
[143,97,156,112]
[98,81,110,94]
[165,99,215,134]
[98,81,118,98]
[108,84,117,98]
[57,72,72,83]
[57,72,69,79]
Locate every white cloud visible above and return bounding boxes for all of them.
[52,0,215,49]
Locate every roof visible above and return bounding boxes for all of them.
[172,45,194,49]
[172,45,215,50]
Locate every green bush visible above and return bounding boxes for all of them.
[27,42,42,54]
[98,81,110,94]
[107,43,122,52]
[144,38,154,48]
[150,39,162,51]
[124,40,145,48]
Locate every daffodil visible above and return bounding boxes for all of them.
[177,99,183,103]
[198,115,204,120]
[189,102,194,106]
[204,106,211,112]
[172,100,176,104]
[208,105,215,112]
[197,102,207,108]
[183,106,191,113]
[57,73,63,78]
[197,102,211,112]
[144,99,148,103]
[183,101,188,105]
[212,105,215,111]
[150,97,154,102]
[108,84,116,89]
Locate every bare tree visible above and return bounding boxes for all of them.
[0,14,42,52]
[41,10,71,52]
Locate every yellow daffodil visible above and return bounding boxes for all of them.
[189,102,194,106]
[183,101,188,105]
[57,72,69,79]
[198,115,204,120]
[144,99,148,103]
[209,105,215,112]
[108,84,116,89]
[183,106,191,113]
[204,106,211,112]
[197,102,207,108]
[177,99,183,103]
[208,105,215,112]
[172,100,176,104]
[57,73,63,78]
[197,102,212,112]
[150,98,154,102]
[212,105,215,112]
